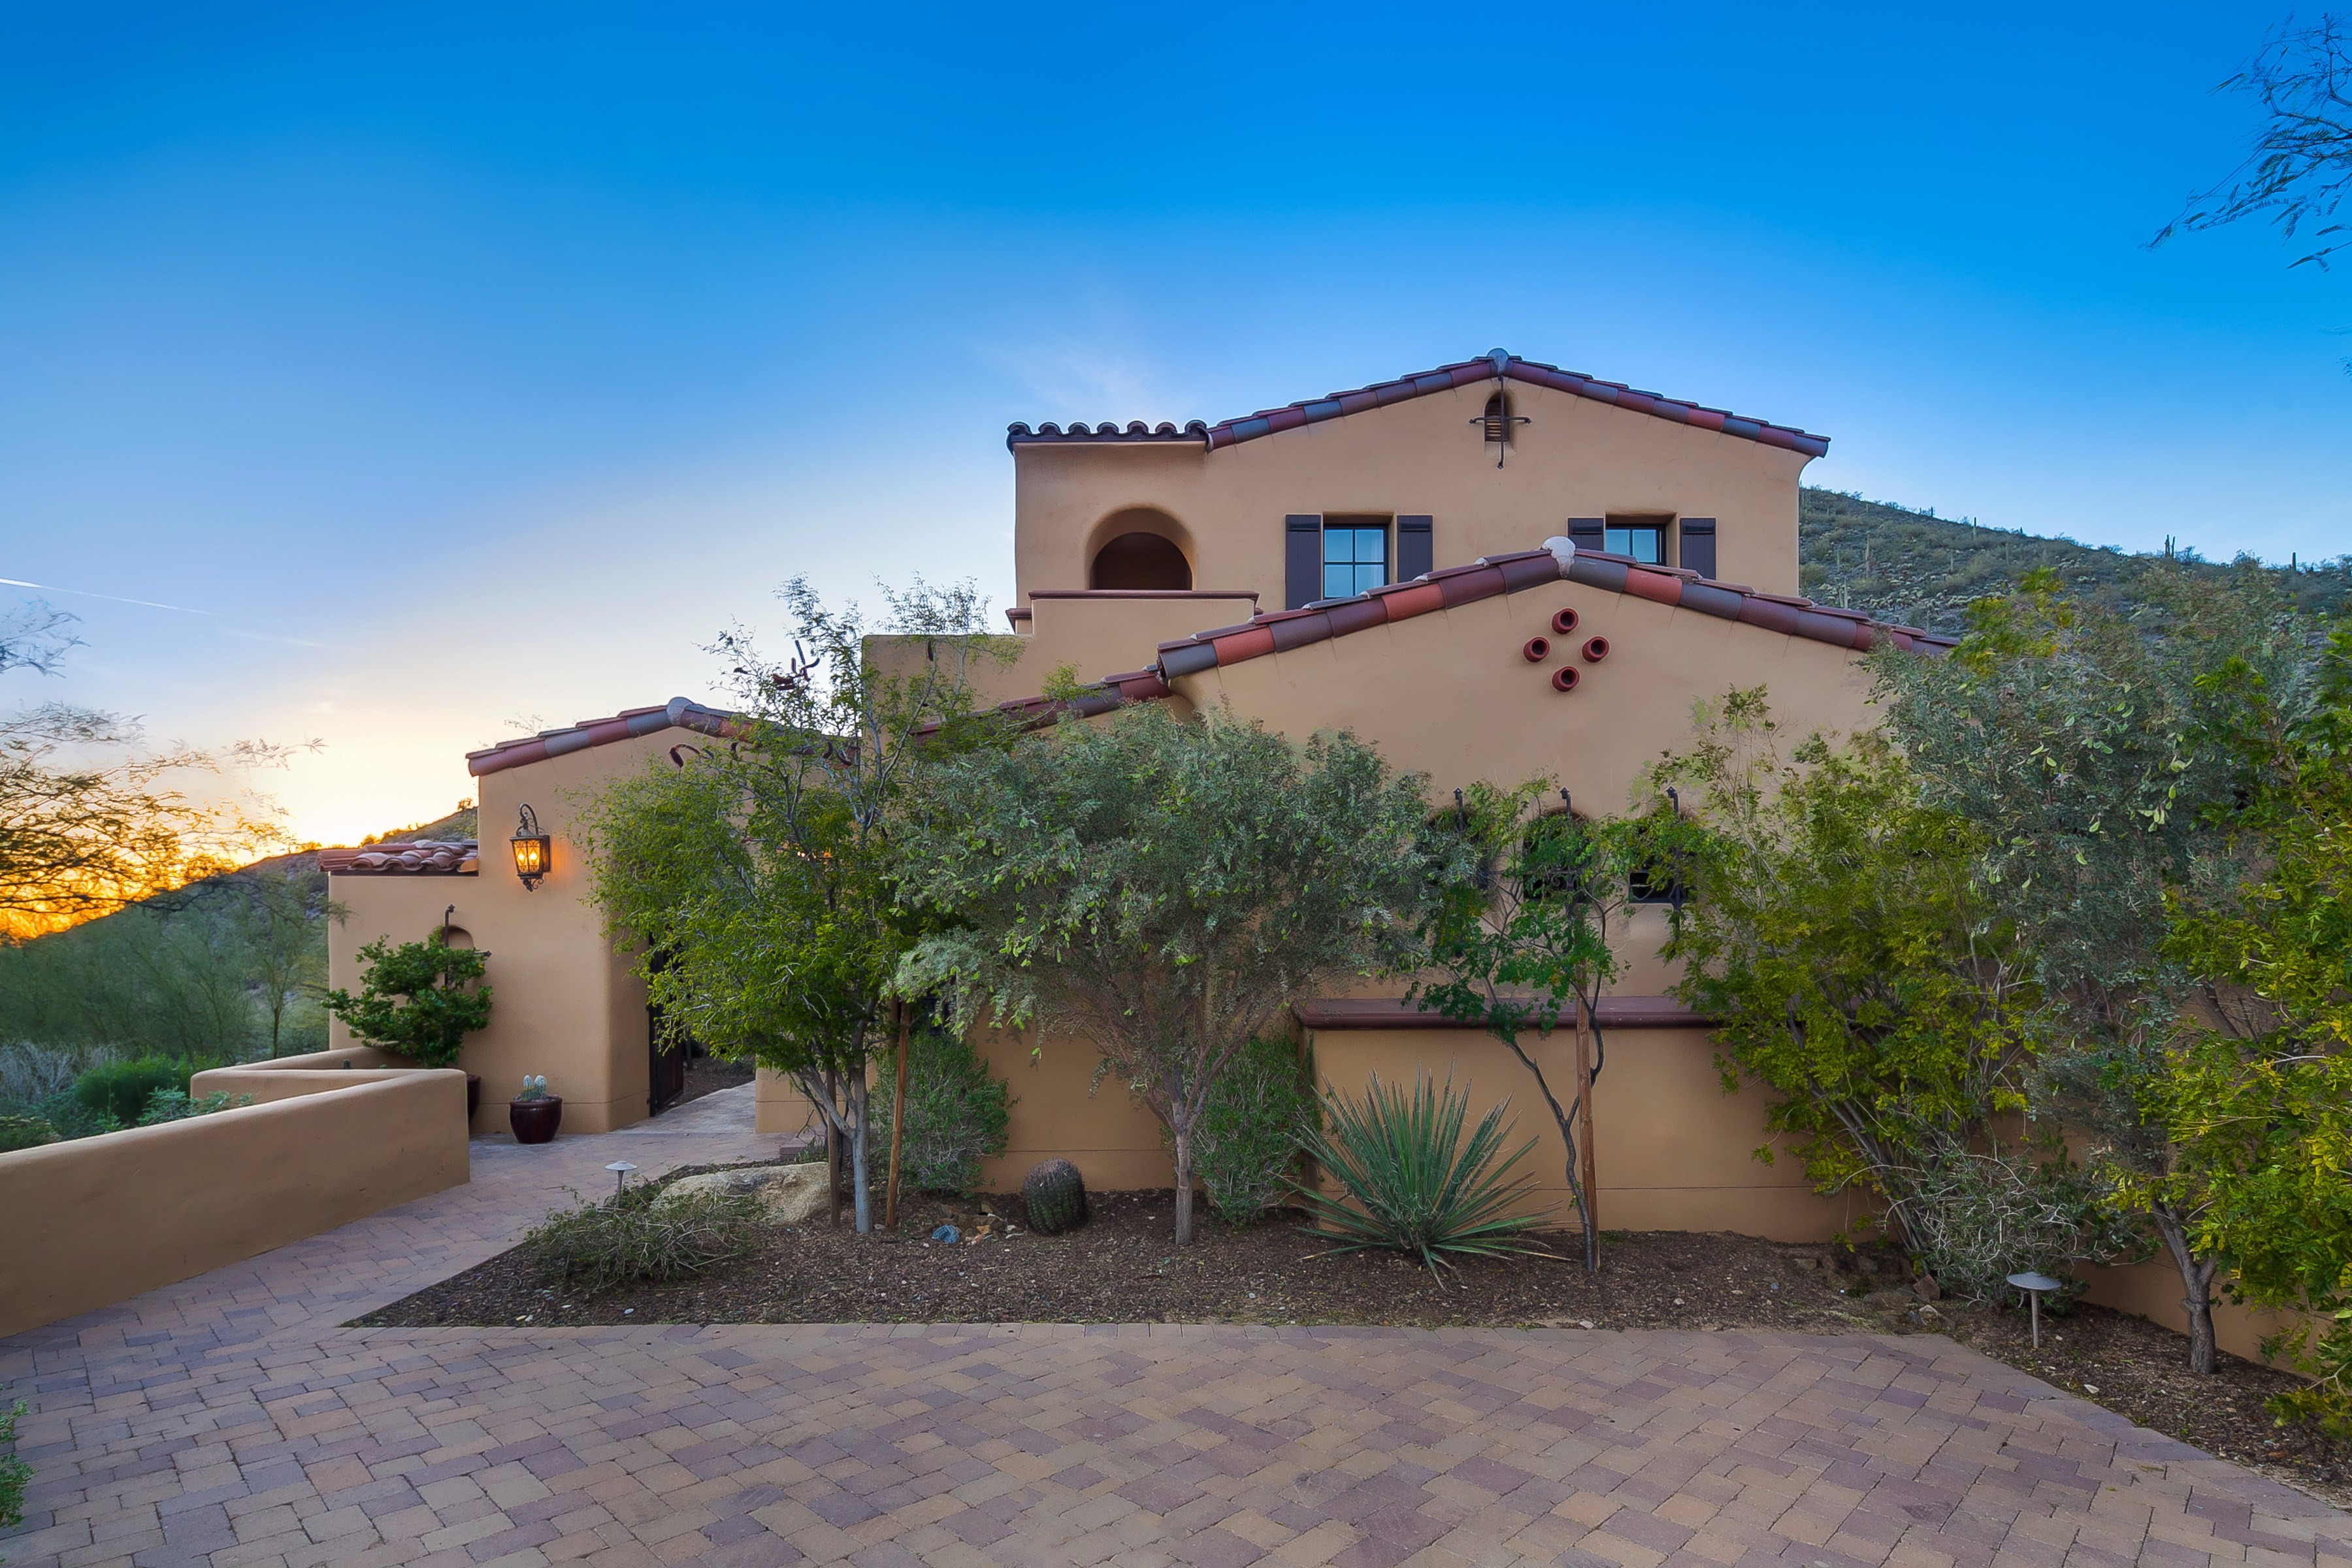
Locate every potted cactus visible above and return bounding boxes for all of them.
[509,1075,561,1143]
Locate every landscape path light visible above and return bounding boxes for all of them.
[606,1160,637,1196]
[511,804,552,890]
[2006,1270,2063,1348]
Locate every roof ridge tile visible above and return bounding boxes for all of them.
[1006,352,1829,458]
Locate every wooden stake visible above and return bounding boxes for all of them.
[1575,995,1599,1270]
[884,1000,910,1231]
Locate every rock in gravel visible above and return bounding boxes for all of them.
[659,1166,828,1225]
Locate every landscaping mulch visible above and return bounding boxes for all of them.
[356,1166,2350,1506]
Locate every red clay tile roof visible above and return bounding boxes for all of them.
[1006,350,1830,460]
[319,840,479,876]
[1147,546,1953,685]
[465,697,743,777]
[1293,996,1715,1030]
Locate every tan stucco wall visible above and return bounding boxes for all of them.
[879,594,1262,710]
[1308,1026,1861,1239]
[1014,382,1810,621]
[327,728,686,1134]
[0,1057,468,1338]
[2081,1258,2311,1369]
[1177,567,1874,817]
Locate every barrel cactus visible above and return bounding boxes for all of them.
[1022,1158,1088,1234]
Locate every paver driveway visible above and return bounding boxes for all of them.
[5,1087,2348,1568]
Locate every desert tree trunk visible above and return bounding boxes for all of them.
[2154,1203,2219,1375]
[885,1002,910,1231]
[849,1071,873,1234]
[1171,1114,1197,1245]
[1490,1030,1592,1273]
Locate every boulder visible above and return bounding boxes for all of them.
[657,1164,829,1226]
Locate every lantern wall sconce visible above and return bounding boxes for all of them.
[510,804,552,891]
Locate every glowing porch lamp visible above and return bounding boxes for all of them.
[510,804,552,891]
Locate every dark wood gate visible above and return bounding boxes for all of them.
[646,955,689,1116]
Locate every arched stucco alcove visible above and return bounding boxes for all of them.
[1086,507,1194,591]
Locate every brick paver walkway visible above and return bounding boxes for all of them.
[6,1087,2348,1568]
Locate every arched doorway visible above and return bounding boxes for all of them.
[1088,509,1193,590]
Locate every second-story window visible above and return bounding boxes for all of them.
[1322,519,1388,598]
[1604,519,1667,565]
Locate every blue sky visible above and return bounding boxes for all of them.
[3,3,2346,844]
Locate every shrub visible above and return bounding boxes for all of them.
[867,1028,1011,1194]
[520,1184,760,1294]
[1889,1148,2140,1303]
[0,1115,59,1152]
[135,1088,253,1126]
[1188,1036,1317,1225]
[72,1056,194,1128]
[0,1399,28,1544]
[0,1041,108,1110]
[323,931,491,1070]
[1294,1070,1550,1278]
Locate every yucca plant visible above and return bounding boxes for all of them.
[1292,1070,1551,1279]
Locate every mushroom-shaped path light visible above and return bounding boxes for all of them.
[2006,1271,2063,1348]
[606,1160,638,1196]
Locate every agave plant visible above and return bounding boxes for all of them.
[1292,1069,1551,1279]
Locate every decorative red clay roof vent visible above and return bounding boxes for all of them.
[1521,636,1550,663]
[1552,665,1580,693]
[1550,606,1579,635]
[1582,636,1611,663]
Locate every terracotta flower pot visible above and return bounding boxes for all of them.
[509,1096,563,1144]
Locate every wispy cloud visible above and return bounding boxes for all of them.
[1,576,331,649]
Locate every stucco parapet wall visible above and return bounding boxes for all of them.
[465,695,744,777]
[1151,547,1954,682]
[1296,996,1715,1030]
[1007,350,1831,459]
[0,1050,468,1338]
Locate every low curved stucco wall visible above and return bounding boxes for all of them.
[0,1057,468,1339]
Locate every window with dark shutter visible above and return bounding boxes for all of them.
[1678,518,1717,580]
[1397,515,1433,580]
[1320,518,1388,599]
[1284,515,1321,609]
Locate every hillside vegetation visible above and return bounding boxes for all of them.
[1798,488,2352,635]
[0,799,478,1071]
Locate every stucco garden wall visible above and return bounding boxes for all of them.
[0,1049,468,1338]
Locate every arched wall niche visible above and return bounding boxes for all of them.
[1086,506,1194,591]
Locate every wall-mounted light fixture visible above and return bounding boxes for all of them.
[510,804,552,891]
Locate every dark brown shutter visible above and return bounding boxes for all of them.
[1285,515,1321,609]
[1567,517,1604,552]
[1396,515,1433,580]
[1678,518,1716,580]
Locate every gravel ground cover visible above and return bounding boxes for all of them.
[356,1164,2351,1505]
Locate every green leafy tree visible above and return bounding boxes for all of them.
[582,577,1011,1234]
[323,931,491,1070]
[2155,14,2352,273]
[1652,691,2068,1288]
[1876,566,2309,1367]
[1411,779,1693,1274]
[2137,621,2352,1429]
[896,702,1432,1245]
[230,864,338,1057]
